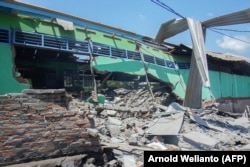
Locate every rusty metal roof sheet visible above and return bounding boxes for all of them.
[206,51,250,63]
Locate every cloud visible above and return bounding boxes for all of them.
[207,13,214,17]
[138,14,146,20]
[216,35,250,52]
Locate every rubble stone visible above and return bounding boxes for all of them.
[1,86,250,166]
[128,136,138,146]
[240,143,250,150]
[183,132,219,149]
[106,109,117,116]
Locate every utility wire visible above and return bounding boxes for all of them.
[209,28,250,44]
[151,0,185,18]
[151,0,250,45]
[211,27,250,33]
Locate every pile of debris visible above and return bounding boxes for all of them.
[2,86,250,167]
[69,86,250,166]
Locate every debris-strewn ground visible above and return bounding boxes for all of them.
[68,86,250,167]
[4,86,250,167]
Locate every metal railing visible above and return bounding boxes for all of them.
[9,29,190,70]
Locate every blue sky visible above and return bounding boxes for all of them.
[18,0,250,58]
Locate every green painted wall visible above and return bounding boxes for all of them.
[0,44,29,94]
[0,12,176,61]
[0,12,249,100]
[207,71,250,99]
[147,64,186,98]
[93,56,186,99]
[93,56,250,100]
[93,56,145,75]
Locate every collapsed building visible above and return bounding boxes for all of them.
[0,0,250,166]
[0,0,249,105]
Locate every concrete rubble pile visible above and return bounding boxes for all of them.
[91,87,249,166]
[1,87,250,167]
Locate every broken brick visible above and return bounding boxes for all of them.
[76,120,87,125]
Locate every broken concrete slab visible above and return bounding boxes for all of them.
[145,112,184,135]
[240,143,250,151]
[153,110,182,118]
[153,102,186,118]
[128,136,138,146]
[104,116,126,137]
[123,154,136,167]
[87,128,99,137]
[183,131,219,150]
[105,123,121,137]
[189,113,224,132]
[106,109,117,116]
[228,117,250,129]
[111,137,125,143]
[154,104,168,111]
[107,117,123,126]
[167,102,187,112]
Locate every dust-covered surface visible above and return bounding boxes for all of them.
[2,87,250,167]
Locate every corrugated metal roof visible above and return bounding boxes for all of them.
[206,51,250,63]
[170,43,250,64]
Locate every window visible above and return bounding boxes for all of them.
[0,29,9,43]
